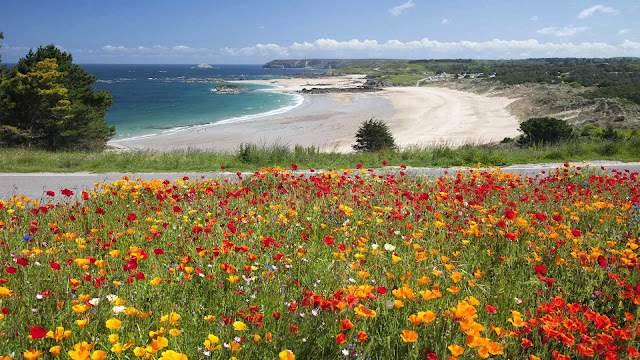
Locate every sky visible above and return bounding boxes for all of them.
[1,0,639,64]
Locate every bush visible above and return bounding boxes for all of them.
[352,118,396,152]
[518,117,573,146]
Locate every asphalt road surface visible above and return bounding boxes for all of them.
[1,161,639,201]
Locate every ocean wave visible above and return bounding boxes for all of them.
[111,93,305,142]
[214,93,303,126]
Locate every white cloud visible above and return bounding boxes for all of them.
[220,43,289,57]
[102,45,131,52]
[389,0,415,16]
[220,37,639,60]
[530,16,538,21]
[6,37,640,63]
[577,5,619,19]
[621,40,640,50]
[536,25,588,37]
[617,29,629,36]
[441,18,450,24]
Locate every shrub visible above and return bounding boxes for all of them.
[352,118,396,152]
[518,117,573,146]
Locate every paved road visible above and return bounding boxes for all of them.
[1,161,639,201]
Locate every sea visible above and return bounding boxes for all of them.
[83,64,324,140]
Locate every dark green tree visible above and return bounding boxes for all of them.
[352,118,396,152]
[518,117,574,146]
[0,45,114,150]
[0,32,5,79]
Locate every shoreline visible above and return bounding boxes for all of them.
[109,75,522,152]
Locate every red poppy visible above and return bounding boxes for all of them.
[291,164,298,171]
[504,208,516,220]
[61,189,74,196]
[485,305,497,313]
[336,333,346,344]
[535,212,547,221]
[30,326,47,339]
[46,191,55,197]
[532,264,547,275]
[597,255,608,268]
[323,236,335,245]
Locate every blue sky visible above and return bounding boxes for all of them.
[1,0,639,63]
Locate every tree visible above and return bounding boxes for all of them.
[518,117,573,146]
[0,32,5,79]
[352,118,396,152]
[0,58,72,148]
[0,45,114,150]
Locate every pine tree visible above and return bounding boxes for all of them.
[0,45,114,150]
[352,118,396,152]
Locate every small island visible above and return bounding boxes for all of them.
[211,84,250,94]
[196,63,213,69]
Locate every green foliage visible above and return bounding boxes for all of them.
[518,117,574,146]
[0,45,114,150]
[308,57,640,105]
[0,58,73,148]
[352,118,397,152]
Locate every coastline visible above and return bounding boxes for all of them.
[109,75,522,152]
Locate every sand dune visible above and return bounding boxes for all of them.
[109,76,521,152]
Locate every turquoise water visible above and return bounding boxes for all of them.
[85,64,320,139]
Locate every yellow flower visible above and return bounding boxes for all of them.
[108,334,119,343]
[418,310,436,323]
[68,342,94,360]
[24,349,43,360]
[105,318,122,330]
[110,341,134,354]
[91,350,107,360]
[47,326,72,341]
[448,344,464,356]
[72,304,91,313]
[158,350,188,360]
[0,286,13,297]
[146,336,169,354]
[204,334,221,351]
[49,346,62,356]
[450,272,463,283]
[400,330,418,343]
[233,321,246,330]
[354,304,376,318]
[169,328,181,337]
[75,319,88,328]
[133,347,146,357]
[279,349,296,360]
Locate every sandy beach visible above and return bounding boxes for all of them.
[110,75,522,152]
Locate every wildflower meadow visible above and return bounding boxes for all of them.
[0,163,639,359]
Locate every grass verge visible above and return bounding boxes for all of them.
[1,138,640,173]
